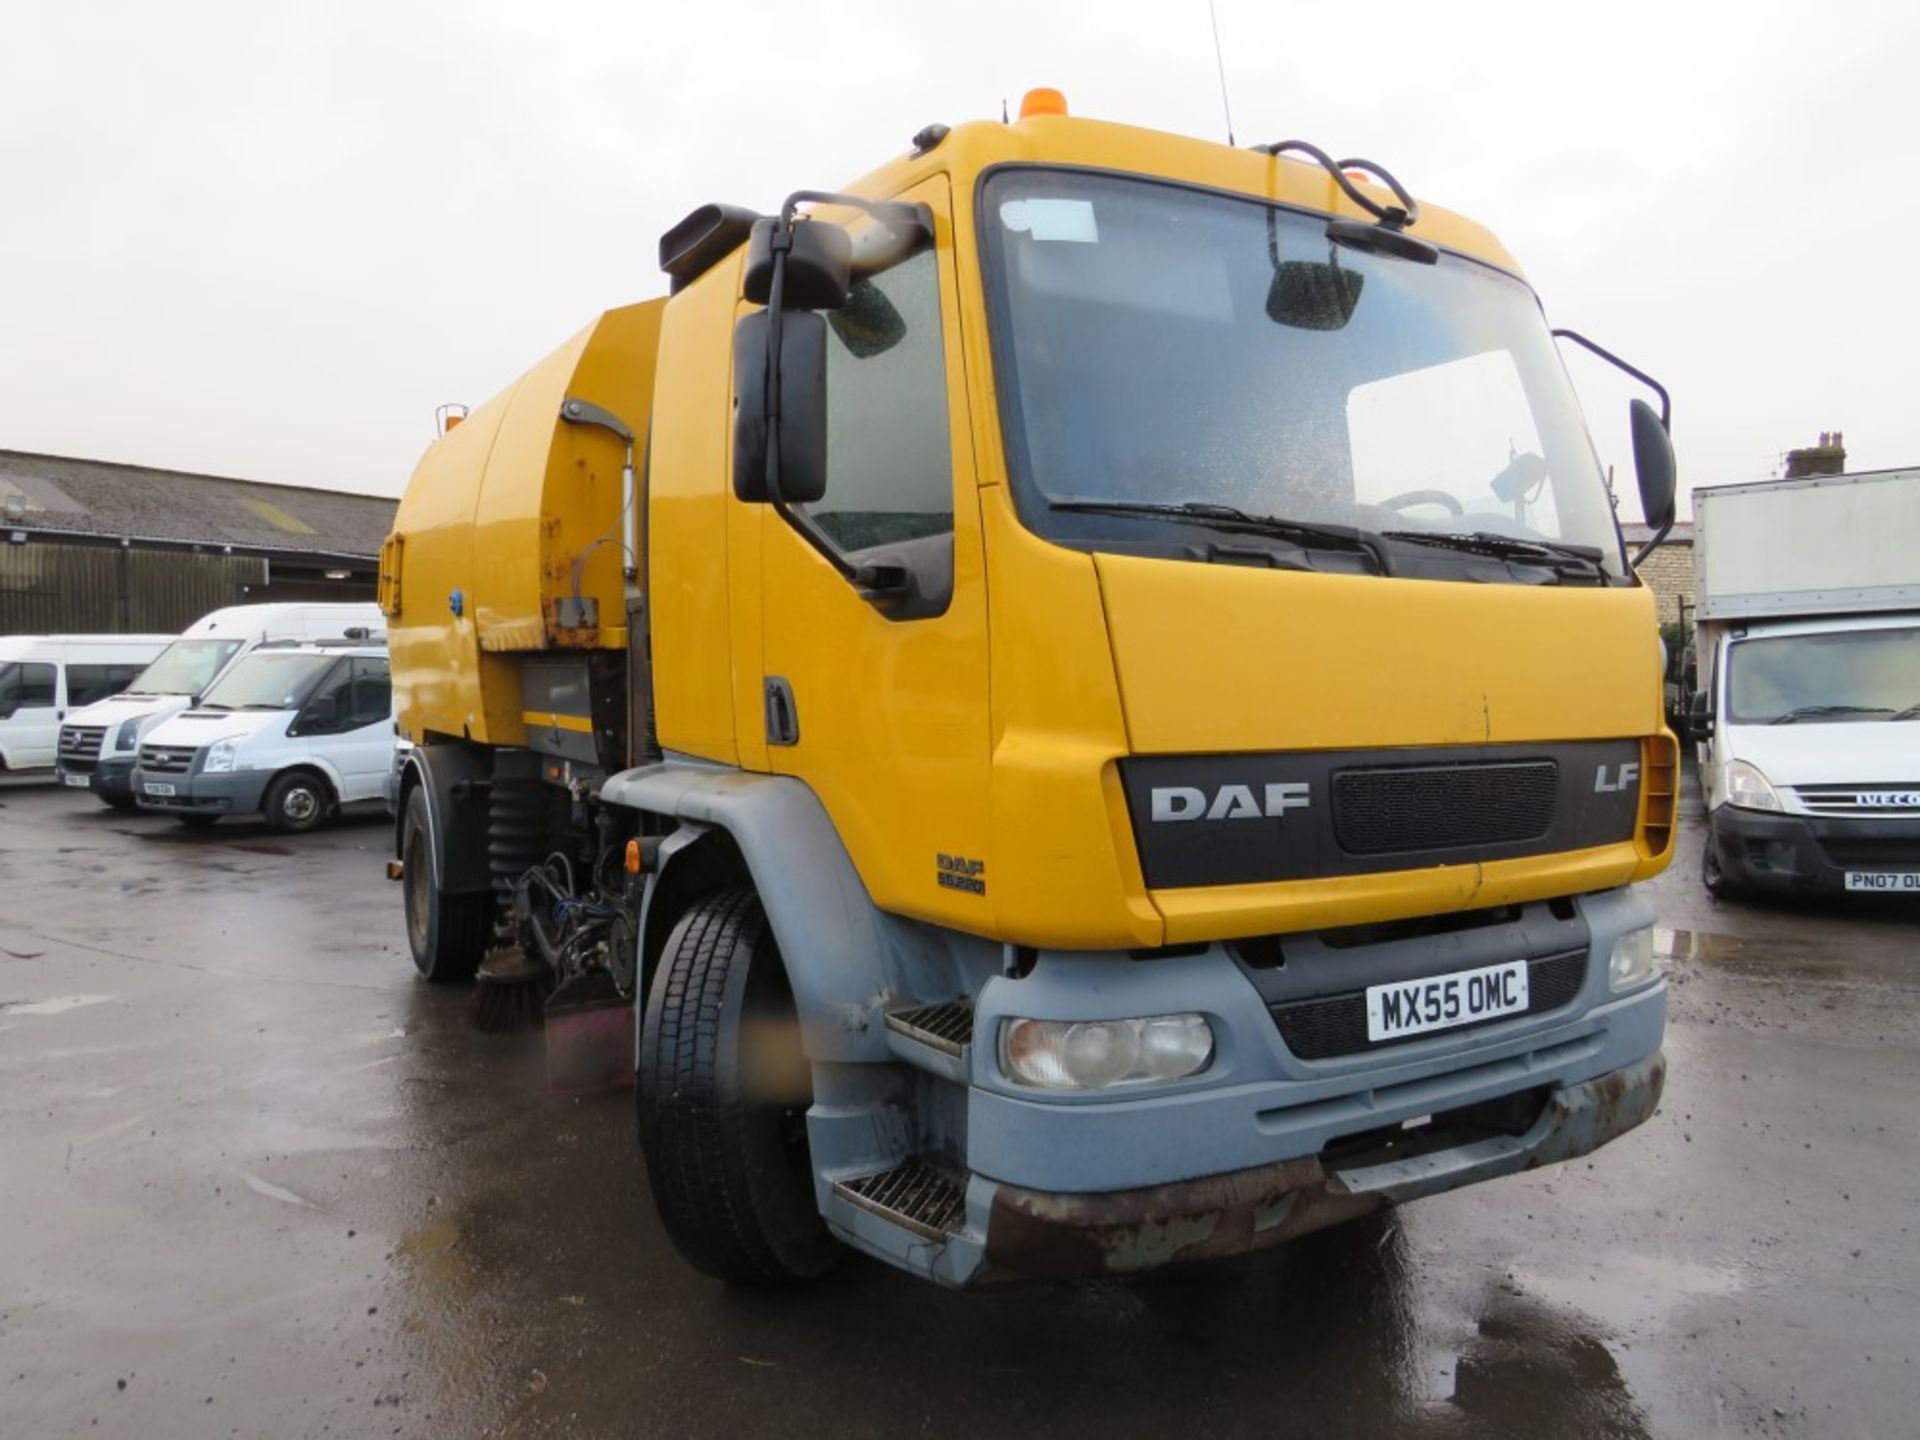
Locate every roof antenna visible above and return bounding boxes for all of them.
[1207,0,1237,147]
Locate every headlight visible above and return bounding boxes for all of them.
[1609,926,1659,992]
[114,717,144,751]
[1000,1014,1214,1091]
[1724,759,1781,812]
[202,737,243,774]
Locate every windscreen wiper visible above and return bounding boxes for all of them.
[1379,528,1608,580]
[1890,702,1920,722]
[1051,499,1391,573]
[1768,704,1895,725]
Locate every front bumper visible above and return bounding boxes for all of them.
[984,1051,1664,1278]
[1709,805,1920,893]
[58,754,137,799]
[814,886,1667,1286]
[132,767,272,816]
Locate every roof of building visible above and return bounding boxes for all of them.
[1622,520,1695,545]
[0,450,396,559]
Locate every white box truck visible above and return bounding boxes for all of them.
[1690,469,1920,896]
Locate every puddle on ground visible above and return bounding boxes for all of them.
[1512,1252,1745,1336]
[2,993,115,1016]
[1656,927,1848,982]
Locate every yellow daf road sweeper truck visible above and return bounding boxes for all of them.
[383,94,1680,1287]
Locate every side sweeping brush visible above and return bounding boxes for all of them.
[470,941,550,1034]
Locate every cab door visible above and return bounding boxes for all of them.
[756,177,994,933]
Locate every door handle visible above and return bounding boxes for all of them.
[763,677,799,747]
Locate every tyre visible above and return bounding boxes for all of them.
[174,813,219,828]
[264,771,331,834]
[638,888,839,1283]
[401,784,490,982]
[1702,837,1741,900]
[102,793,137,812]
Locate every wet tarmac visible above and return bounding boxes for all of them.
[1,775,1916,1437]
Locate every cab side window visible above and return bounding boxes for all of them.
[806,242,954,554]
[17,663,56,708]
[298,661,354,733]
[344,658,391,729]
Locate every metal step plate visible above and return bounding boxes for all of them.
[833,1159,968,1241]
[883,999,974,1057]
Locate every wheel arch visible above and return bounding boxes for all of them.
[603,763,903,1064]
[395,740,493,894]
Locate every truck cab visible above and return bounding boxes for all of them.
[387,102,1680,1287]
[57,601,385,807]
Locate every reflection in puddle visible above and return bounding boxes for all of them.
[1512,1252,1744,1335]
[1657,926,1848,981]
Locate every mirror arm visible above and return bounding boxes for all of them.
[1552,328,1671,430]
[1630,515,1674,571]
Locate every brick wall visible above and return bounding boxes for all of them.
[1634,540,1696,624]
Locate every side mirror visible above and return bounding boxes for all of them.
[743,219,851,311]
[732,310,828,505]
[1629,398,1677,532]
[1687,688,1713,742]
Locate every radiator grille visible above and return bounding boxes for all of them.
[1794,785,1920,817]
[1333,761,1558,856]
[58,726,105,764]
[138,744,197,775]
[1270,949,1588,1060]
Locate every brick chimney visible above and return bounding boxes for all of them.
[1784,431,1846,478]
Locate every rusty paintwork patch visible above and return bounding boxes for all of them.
[985,1154,1382,1280]
[984,1052,1667,1280]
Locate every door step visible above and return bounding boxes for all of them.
[833,1158,968,1242]
[884,999,974,1057]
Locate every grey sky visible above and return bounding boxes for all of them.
[3,0,1916,518]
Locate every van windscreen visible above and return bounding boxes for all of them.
[129,639,244,697]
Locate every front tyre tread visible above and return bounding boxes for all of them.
[638,888,838,1284]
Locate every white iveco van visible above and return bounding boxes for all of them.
[133,638,395,831]
[0,635,173,771]
[55,602,384,808]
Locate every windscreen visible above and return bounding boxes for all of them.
[199,652,336,710]
[131,638,244,697]
[980,169,1623,569]
[1727,627,1920,724]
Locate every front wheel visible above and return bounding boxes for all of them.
[1702,836,1742,900]
[638,888,840,1283]
[264,771,330,834]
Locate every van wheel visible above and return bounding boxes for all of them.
[264,772,330,833]
[638,888,840,1283]
[175,814,219,828]
[401,785,489,982]
[102,793,138,812]
[1702,839,1741,900]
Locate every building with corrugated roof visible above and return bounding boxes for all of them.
[0,450,396,634]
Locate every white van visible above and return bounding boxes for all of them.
[56,602,383,808]
[0,635,173,772]
[133,638,395,831]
